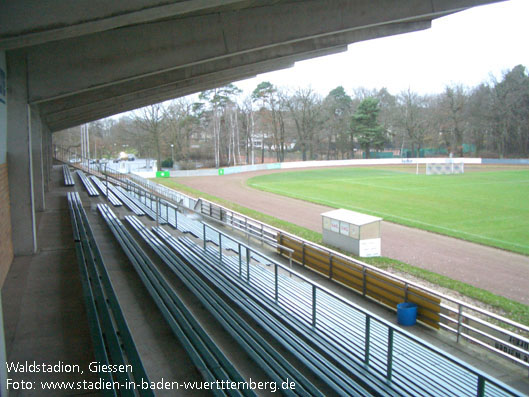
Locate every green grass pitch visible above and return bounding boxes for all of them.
[247,166,529,256]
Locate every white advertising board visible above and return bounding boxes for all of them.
[359,238,381,257]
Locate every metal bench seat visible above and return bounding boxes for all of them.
[116,187,168,224]
[163,229,520,397]
[126,215,333,397]
[62,164,75,186]
[97,205,256,397]
[270,272,477,395]
[172,234,395,395]
[173,212,203,238]
[76,170,99,196]
[66,193,152,396]
[123,197,269,269]
[151,226,388,397]
[104,183,144,215]
[168,212,272,267]
[89,176,122,206]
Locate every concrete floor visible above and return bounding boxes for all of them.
[2,167,98,396]
[2,164,528,396]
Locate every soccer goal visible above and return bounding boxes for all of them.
[425,162,465,175]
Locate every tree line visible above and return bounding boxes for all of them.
[54,64,529,169]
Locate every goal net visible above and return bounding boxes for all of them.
[425,162,464,175]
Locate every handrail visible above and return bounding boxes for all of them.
[192,205,529,373]
[200,221,523,396]
[198,203,290,247]
[198,198,277,243]
[200,211,294,267]
[119,177,296,266]
[114,170,283,253]
[199,200,529,372]
[53,144,529,374]
[281,228,529,321]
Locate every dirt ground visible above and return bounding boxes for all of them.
[176,168,529,305]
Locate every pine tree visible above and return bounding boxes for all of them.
[351,97,386,158]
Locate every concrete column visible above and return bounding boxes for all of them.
[30,106,45,211]
[44,126,52,192]
[41,126,49,192]
[45,127,52,192]
[7,51,37,255]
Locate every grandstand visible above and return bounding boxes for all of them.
[30,151,525,396]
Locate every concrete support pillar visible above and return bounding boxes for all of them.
[44,126,52,192]
[41,126,49,192]
[43,126,51,192]
[7,51,37,255]
[31,106,45,211]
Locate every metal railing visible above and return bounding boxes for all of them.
[126,173,198,210]
[120,178,296,267]
[194,200,529,375]
[195,221,523,396]
[274,230,529,373]
[118,170,292,259]
[198,199,277,244]
[197,199,293,262]
[54,144,529,375]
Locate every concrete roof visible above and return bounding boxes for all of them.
[1,0,503,131]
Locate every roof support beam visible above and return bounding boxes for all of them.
[26,0,459,103]
[0,0,250,50]
[40,19,430,131]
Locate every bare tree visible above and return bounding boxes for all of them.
[252,81,287,162]
[240,97,256,165]
[165,98,201,165]
[396,89,428,157]
[133,103,166,171]
[465,84,492,156]
[199,84,241,167]
[441,85,467,156]
[285,87,323,161]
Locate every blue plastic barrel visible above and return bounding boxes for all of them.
[397,302,418,326]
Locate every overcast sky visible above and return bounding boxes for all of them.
[232,0,529,98]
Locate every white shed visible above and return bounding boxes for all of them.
[321,209,382,257]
